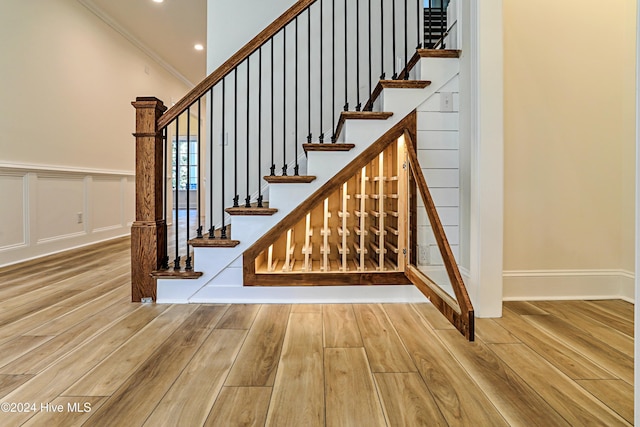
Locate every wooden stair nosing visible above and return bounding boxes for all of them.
[334,111,394,142]
[151,269,204,279]
[399,48,461,80]
[264,175,317,184]
[303,143,355,153]
[188,237,241,247]
[362,80,432,112]
[225,206,278,216]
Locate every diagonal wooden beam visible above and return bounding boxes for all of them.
[402,128,474,341]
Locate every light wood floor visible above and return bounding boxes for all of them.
[0,237,633,426]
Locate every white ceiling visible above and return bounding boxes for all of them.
[80,0,207,86]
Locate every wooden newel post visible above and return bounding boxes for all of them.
[131,97,167,302]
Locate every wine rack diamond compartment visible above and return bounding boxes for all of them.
[255,140,407,275]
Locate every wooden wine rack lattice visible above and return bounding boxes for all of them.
[255,141,407,275]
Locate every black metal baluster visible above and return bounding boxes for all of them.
[355,0,361,111]
[380,0,385,80]
[196,98,203,238]
[220,79,228,239]
[257,48,264,207]
[307,8,312,143]
[245,58,251,207]
[162,127,169,268]
[416,0,422,49]
[331,0,336,142]
[295,17,300,172]
[404,0,408,79]
[367,0,372,104]
[185,107,193,271]
[270,38,276,176]
[173,118,180,269]
[283,28,288,175]
[392,0,397,79]
[208,87,215,238]
[233,68,239,208]
[343,0,348,111]
[319,0,324,143]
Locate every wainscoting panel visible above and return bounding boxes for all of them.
[0,163,134,267]
[36,174,86,243]
[0,172,27,250]
[92,176,125,232]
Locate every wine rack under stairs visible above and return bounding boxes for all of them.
[255,139,407,275]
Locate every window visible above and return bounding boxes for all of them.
[172,136,198,190]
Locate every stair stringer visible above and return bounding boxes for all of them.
[156,55,460,304]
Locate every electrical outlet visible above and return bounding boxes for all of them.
[76,212,83,224]
[440,92,454,112]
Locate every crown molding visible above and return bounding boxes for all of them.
[77,0,195,88]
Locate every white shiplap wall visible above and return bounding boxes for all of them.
[416,75,460,266]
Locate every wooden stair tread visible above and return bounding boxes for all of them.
[363,80,431,111]
[303,143,355,153]
[400,48,461,80]
[379,80,431,89]
[340,111,394,120]
[334,111,394,141]
[264,175,317,183]
[417,49,461,58]
[188,237,241,247]
[151,269,204,279]
[225,206,278,215]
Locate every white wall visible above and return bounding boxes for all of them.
[208,0,295,73]
[0,0,190,266]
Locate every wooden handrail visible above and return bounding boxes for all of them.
[158,0,318,130]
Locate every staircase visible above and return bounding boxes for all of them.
[131,0,473,340]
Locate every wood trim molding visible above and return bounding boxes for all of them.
[245,272,409,287]
[158,0,318,129]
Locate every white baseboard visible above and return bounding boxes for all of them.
[503,269,635,303]
[181,285,429,305]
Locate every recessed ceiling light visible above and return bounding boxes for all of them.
[194,44,204,51]
[152,0,163,3]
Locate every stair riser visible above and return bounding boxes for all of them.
[413,57,459,83]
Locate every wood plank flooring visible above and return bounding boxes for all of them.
[0,237,634,426]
